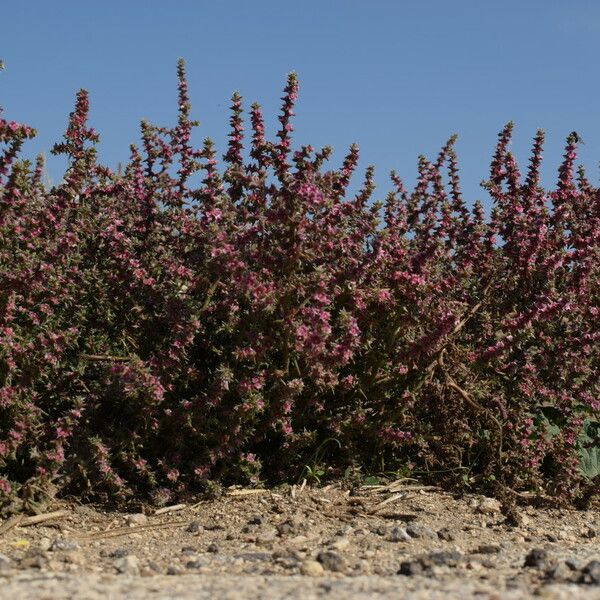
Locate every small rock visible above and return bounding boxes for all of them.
[206,543,219,553]
[300,559,325,576]
[398,559,431,577]
[147,561,161,572]
[237,552,273,563]
[108,548,130,558]
[247,515,263,525]
[545,561,573,582]
[580,560,600,585]
[475,497,502,516]
[329,536,350,550]
[166,564,183,575]
[582,526,597,539]
[272,548,302,567]
[114,555,140,575]
[437,527,455,541]
[0,554,11,571]
[50,538,80,552]
[354,559,371,575]
[519,514,531,527]
[280,547,304,560]
[317,550,347,573]
[276,518,299,536]
[556,528,574,541]
[476,544,501,554]
[181,546,196,555]
[388,527,411,542]
[524,548,551,569]
[427,551,463,566]
[38,538,52,552]
[186,558,208,569]
[565,557,581,571]
[186,521,201,533]
[126,513,148,527]
[406,523,437,540]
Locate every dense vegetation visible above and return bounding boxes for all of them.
[0,61,598,514]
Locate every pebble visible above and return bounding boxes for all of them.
[206,543,219,553]
[166,564,183,575]
[247,515,263,525]
[545,561,573,582]
[476,544,501,554]
[474,497,502,516]
[524,548,551,569]
[387,527,411,542]
[300,559,325,576]
[565,557,581,571]
[427,551,463,566]
[237,552,273,563]
[406,523,437,540]
[38,538,52,552]
[329,536,350,550]
[582,526,597,539]
[437,527,455,541]
[185,558,208,569]
[398,558,433,577]
[185,521,201,533]
[114,555,140,575]
[50,538,80,552]
[147,560,161,573]
[316,550,347,573]
[276,518,299,536]
[126,513,148,527]
[108,548,130,558]
[580,560,600,585]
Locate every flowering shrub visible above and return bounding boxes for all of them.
[0,60,598,513]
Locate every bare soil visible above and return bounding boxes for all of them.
[1,481,600,599]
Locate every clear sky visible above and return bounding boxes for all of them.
[2,0,600,208]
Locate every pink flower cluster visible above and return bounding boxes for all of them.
[0,62,598,512]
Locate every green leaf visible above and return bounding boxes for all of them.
[362,475,381,486]
[579,446,600,481]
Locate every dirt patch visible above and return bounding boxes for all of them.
[1,482,599,599]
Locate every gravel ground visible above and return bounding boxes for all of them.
[1,482,599,599]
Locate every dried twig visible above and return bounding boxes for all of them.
[302,504,355,524]
[369,493,407,514]
[0,515,23,536]
[20,510,70,527]
[80,354,134,362]
[0,510,71,537]
[227,489,270,498]
[445,375,503,460]
[154,504,186,515]
[77,520,188,541]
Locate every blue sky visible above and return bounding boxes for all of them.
[2,1,600,208]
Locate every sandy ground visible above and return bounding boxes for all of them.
[1,481,599,599]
